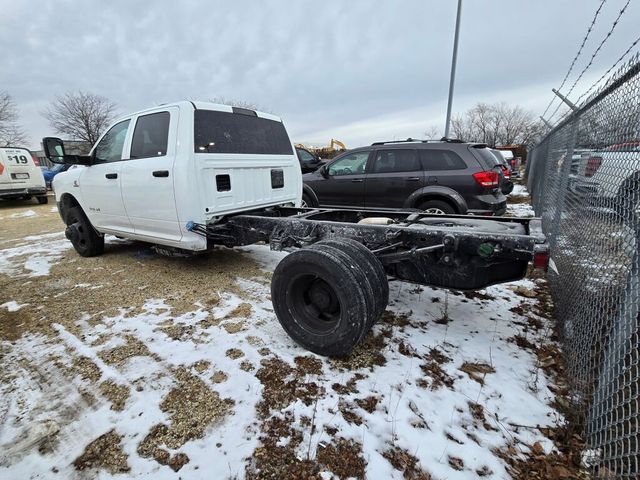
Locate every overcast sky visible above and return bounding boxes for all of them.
[2,0,639,150]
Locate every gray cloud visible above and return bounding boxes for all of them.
[2,0,639,149]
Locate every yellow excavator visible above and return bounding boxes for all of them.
[295,139,347,159]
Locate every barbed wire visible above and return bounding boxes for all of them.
[575,33,640,104]
[548,0,633,123]
[540,0,608,120]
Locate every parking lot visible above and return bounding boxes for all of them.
[0,189,580,479]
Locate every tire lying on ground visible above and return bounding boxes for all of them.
[65,206,105,257]
[313,238,389,326]
[271,243,374,356]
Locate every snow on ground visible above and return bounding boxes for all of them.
[1,301,27,312]
[510,184,528,196]
[0,231,70,277]
[0,195,565,479]
[10,209,37,218]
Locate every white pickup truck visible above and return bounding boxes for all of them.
[44,101,548,356]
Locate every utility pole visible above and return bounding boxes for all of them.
[444,0,463,139]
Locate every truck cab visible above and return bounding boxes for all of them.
[48,101,301,254]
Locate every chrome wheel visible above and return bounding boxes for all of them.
[424,207,446,215]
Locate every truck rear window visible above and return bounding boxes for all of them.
[194,110,293,155]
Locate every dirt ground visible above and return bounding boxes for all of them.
[0,191,587,479]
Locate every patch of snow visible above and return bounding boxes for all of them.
[510,184,529,196]
[10,210,37,218]
[507,202,535,217]
[1,301,27,312]
[0,234,71,277]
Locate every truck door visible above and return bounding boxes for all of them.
[365,149,423,208]
[312,151,369,207]
[79,119,133,233]
[120,108,182,241]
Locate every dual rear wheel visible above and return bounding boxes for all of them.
[271,239,389,356]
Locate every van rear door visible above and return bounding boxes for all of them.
[0,147,45,191]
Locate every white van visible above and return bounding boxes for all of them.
[0,147,48,204]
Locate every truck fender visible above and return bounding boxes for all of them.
[404,186,468,214]
[58,193,82,224]
[302,184,320,207]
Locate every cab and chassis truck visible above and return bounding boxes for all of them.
[44,101,548,356]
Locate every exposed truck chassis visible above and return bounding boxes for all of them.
[186,206,548,356]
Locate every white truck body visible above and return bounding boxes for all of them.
[52,101,302,251]
[0,147,47,201]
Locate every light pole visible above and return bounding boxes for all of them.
[444,0,462,139]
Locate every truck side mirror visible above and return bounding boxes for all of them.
[42,137,90,165]
[320,165,329,178]
[43,137,66,164]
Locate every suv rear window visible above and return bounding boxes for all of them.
[473,147,501,169]
[194,110,292,155]
[420,149,466,170]
[373,149,420,173]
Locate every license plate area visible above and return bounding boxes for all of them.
[11,173,29,180]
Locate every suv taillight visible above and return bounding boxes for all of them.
[472,171,499,188]
[585,156,602,177]
[31,153,40,166]
[500,165,510,179]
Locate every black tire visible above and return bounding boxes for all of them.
[315,238,389,326]
[271,246,372,356]
[301,192,317,208]
[37,196,48,205]
[311,241,376,342]
[65,206,104,257]
[418,199,455,215]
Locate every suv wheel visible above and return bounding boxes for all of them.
[301,192,317,208]
[418,200,455,215]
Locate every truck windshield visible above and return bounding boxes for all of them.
[194,110,293,155]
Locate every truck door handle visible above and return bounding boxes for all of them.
[350,179,363,183]
[407,176,421,181]
[153,170,169,178]
[105,173,117,179]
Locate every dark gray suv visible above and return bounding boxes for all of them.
[302,139,507,215]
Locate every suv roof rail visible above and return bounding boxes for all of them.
[371,137,466,146]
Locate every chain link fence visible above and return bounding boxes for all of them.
[527,53,640,479]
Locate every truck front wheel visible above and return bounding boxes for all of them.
[65,206,105,257]
[271,245,373,356]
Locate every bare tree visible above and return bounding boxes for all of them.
[0,91,28,147]
[424,125,442,139]
[209,96,271,113]
[449,102,544,146]
[42,91,117,145]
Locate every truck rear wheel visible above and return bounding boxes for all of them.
[65,206,105,257]
[315,238,389,325]
[271,245,373,356]
[37,196,48,205]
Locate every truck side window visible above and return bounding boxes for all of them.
[94,120,130,163]
[130,112,170,159]
[328,152,369,176]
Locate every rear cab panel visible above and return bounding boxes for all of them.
[187,102,301,223]
[0,147,46,198]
